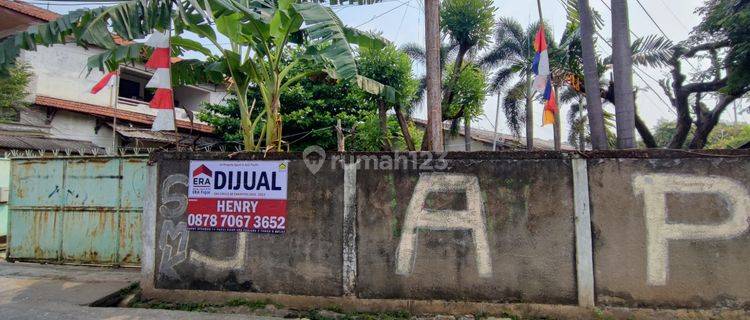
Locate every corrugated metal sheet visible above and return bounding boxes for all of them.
[115,127,218,146]
[7,156,147,266]
[0,159,8,238]
[0,135,102,151]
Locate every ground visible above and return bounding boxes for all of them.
[2,259,748,319]
[0,261,278,319]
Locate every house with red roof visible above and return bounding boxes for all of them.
[0,0,225,152]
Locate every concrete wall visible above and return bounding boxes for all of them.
[589,156,750,309]
[355,158,576,304]
[150,154,344,295]
[142,151,750,311]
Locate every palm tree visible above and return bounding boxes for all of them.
[577,0,608,149]
[611,0,636,148]
[440,0,495,151]
[532,1,672,150]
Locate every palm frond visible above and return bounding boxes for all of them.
[501,79,528,137]
[494,17,525,45]
[630,35,673,68]
[478,39,523,69]
[488,66,514,93]
[400,42,426,64]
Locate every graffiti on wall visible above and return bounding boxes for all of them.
[633,174,750,286]
[158,220,188,279]
[157,173,249,280]
[395,173,493,278]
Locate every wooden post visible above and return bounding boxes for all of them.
[425,0,443,152]
[112,66,120,150]
[336,118,345,152]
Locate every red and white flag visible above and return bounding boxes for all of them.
[90,70,117,94]
[144,30,175,131]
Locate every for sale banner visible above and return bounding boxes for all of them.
[187,160,289,233]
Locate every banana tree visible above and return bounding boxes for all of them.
[0,0,392,151]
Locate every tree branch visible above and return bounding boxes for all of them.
[680,77,728,94]
[635,111,657,148]
[681,40,730,58]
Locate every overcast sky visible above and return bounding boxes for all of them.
[36,0,748,141]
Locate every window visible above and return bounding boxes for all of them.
[119,78,142,100]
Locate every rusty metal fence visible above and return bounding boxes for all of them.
[6,156,148,266]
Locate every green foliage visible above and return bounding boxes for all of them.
[198,98,245,143]
[0,63,32,121]
[348,113,421,151]
[200,43,420,152]
[708,124,750,149]
[698,0,750,94]
[440,0,495,50]
[357,45,418,110]
[199,76,373,151]
[443,63,487,119]
[651,120,750,149]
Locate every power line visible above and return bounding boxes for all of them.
[657,0,690,32]
[633,0,669,39]
[597,0,698,72]
[593,28,677,115]
[393,3,409,43]
[554,0,676,115]
[354,0,409,28]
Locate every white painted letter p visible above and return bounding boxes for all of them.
[634,174,750,286]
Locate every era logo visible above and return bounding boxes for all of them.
[192,164,212,187]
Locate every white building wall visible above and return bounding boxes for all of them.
[22,44,113,107]
[174,86,210,111]
[20,106,117,148]
[443,134,494,152]
[22,44,228,116]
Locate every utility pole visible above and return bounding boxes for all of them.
[425,0,444,152]
[492,92,501,151]
[611,0,636,149]
[553,84,562,150]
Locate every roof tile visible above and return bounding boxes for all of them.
[34,95,214,134]
[0,0,59,21]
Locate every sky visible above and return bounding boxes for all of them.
[30,0,749,142]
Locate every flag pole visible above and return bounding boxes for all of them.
[536,0,543,21]
[167,25,179,149]
[535,0,562,151]
[112,66,120,150]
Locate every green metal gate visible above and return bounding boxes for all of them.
[7,156,148,266]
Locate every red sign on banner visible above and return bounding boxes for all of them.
[187,161,289,233]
